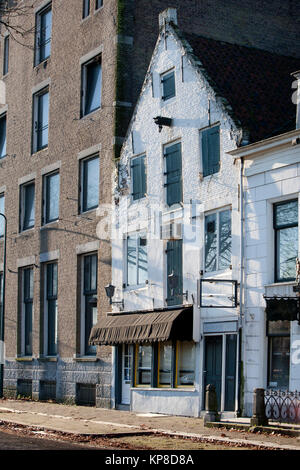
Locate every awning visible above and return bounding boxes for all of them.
[264,296,300,322]
[89,306,193,345]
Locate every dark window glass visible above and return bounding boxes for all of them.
[95,0,103,9]
[159,341,172,386]
[161,71,175,101]
[0,194,4,238]
[82,58,101,116]
[23,268,33,356]
[46,262,58,356]
[33,88,49,152]
[81,156,99,212]
[164,142,182,207]
[0,114,7,159]
[268,320,290,389]
[82,0,90,18]
[22,183,35,231]
[3,35,9,75]
[36,5,52,64]
[44,172,60,224]
[202,125,220,177]
[274,200,298,281]
[83,254,97,355]
[136,344,152,386]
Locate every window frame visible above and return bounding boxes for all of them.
[44,261,58,357]
[3,35,9,76]
[20,181,35,232]
[125,232,148,288]
[204,207,232,273]
[273,199,298,283]
[161,69,176,102]
[32,86,49,154]
[21,267,34,357]
[42,170,60,225]
[34,3,52,66]
[0,112,7,159]
[81,253,98,356]
[80,54,102,118]
[79,154,100,213]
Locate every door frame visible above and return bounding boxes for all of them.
[203,331,240,413]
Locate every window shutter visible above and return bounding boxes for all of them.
[202,126,220,177]
[167,239,183,306]
[164,143,182,206]
[131,156,146,200]
[162,72,175,101]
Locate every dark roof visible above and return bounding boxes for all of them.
[179,31,300,143]
[89,306,193,345]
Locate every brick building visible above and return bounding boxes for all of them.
[0,0,299,407]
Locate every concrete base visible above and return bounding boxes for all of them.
[203,411,219,424]
[250,417,268,426]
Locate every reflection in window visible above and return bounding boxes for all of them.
[127,233,147,286]
[205,209,231,272]
[159,341,172,386]
[177,341,195,386]
[136,344,152,386]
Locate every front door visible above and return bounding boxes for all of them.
[204,336,222,409]
[121,344,132,405]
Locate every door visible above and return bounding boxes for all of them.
[166,239,183,306]
[225,334,237,411]
[121,344,132,405]
[204,336,222,410]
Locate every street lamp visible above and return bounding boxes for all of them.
[0,212,7,398]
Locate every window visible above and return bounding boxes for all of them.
[3,35,9,75]
[43,171,60,224]
[135,341,195,388]
[21,267,34,356]
[82,253,97,355]
[32,87,49,153]
[45,262,58,356]
[20,182,35,231]
[166,239,182,306]
[80,155,99,212]
[274,199,298,282]
[0,193,4,238]
[126,233,147,286]
[0,113,7,159]
[131,155,146,201]
[95,0,103,10]
[82,0,90,18]
[205,208,231,272]
[81,55,102,117]
[164,142,182,207]
[35,4,52,65]
[267,320,290,389]
[201,125,220,177]
[161,70,175,101]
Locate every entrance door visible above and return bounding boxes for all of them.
[121,344,132,405]
[204,336,222,409]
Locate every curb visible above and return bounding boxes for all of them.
[205,421,300,438]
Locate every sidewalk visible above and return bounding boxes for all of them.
[0,398,299,450]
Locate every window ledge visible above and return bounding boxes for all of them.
[34,57,51,70]
[40,220,59,230]
[80,107,101,121]
[17,227,35,237]
[73,355,98,362]
[132,387,196,392]
[15,356,34,362]
[31,147,48,158]
[265,281,296,288]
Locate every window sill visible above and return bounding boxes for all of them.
[94,6,104,15]
[18,227,35,237]
[34,57,50,70]
[73,355,98,362]
[80,107,101,121]
[40,219,59,230]
[124,283,149,293]
[31,147,48,157]
[77,208,98,219]
[132,387,196,392]
[265,281,296,287]
[15,356,34,362]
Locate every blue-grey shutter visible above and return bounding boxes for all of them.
[164,143,182,206]
[131,156,146,200]
[202,126,220,177]
[162,71,175,101]
[167,239,183,306]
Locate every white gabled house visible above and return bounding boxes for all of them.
[90,9,300,418]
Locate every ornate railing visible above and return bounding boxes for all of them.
[264,390,300,424]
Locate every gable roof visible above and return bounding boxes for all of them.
[176,29,300,143]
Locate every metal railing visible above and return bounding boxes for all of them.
[264,389,300,424]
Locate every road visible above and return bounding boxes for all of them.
[0,429,91,450]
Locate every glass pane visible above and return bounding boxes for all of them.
[37,91,49,149]
[24,302,32,356]
[46,172,59,222]
[3,36,9,75]
[277,226,298,280]
[24,268,34,300]
[96,0,103,9]
[138,235,147,284]
[123,344,132,382]
[83,157,99,211]
[0,114,6,158]
[23,183,35,229]
[84,254,97,293]
[40,8,52,61]
[0,195,4,237]
[275,200,298,228]
[85,295,97,355]
[177,341,195,386]
[205,213,217,272]
[136,344,152,386]
[159,342,172,386]
[268,320,290,335]
[127,235,137,285]
[85,61,101,114]
[47,263,58,299]
[47,299,57,356]
[82,0,90,18]
[268,336,290,389]
[219,209,231,269]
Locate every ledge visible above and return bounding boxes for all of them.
[73,356,99,362]
[15,357,34,362]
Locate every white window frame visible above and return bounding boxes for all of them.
[125,232,148,288]
[204,206,232,273]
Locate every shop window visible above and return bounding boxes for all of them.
[135,344,152,387]
[267,320,290,389]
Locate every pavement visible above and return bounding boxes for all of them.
[0,398,300,450]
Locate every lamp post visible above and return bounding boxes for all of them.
[0,213,7,398]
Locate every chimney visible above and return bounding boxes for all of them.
[159,8,177,29]
[292,70,300,129]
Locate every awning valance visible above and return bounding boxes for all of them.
[264,296,300,322]
[89,306,193,345]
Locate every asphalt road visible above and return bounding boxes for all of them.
[0,430,91,450]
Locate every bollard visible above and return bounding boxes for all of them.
[203,384,220,424]
[250,388,268,426]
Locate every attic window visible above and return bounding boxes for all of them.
[161,70,175,101]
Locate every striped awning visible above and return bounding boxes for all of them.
[89,306,193,345]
